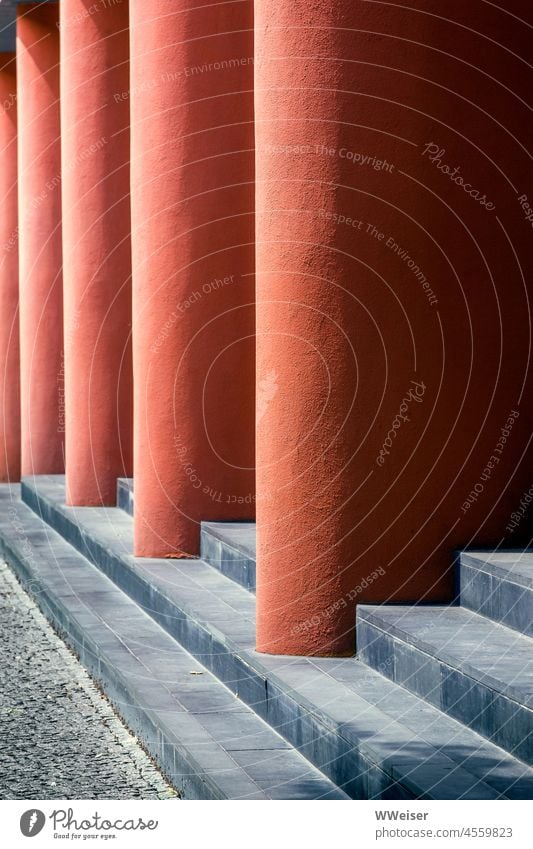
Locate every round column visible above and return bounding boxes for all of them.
[255,3,533,654]
[0,54,20,483]
[60,0,132,506]
[17,2,63,476]
[129,1,255,557]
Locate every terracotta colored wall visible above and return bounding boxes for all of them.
[130,0,255,556]
[0,54,20,482]
[17,3,63,476]
[61,0,132,506]
[255,1,533,654]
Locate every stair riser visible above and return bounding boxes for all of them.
[117,478,134,516]
[460,560,533,637]
[357,619,533,766]
[200,529,256,592]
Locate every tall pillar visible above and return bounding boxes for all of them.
[0,53,20,482]
[60,0,132,506]
[17,3,63,476]
[255,3,533,654]
[129,1,255,556]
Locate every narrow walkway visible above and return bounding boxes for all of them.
[0,562,178,800]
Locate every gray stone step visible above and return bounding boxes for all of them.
[460,551,533,637]
[357,605,533,766]
[17,475,533,799]
[117,490,258,593]
[0,485,346,801]
[117,477,134,516]
[200,521,257,592]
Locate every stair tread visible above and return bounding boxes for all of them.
[358,605,533,707]
[257,654,533,798]
[18,475,533,799]
[0,486,345,801]
[200,520,257,591]
[202,521,257,560]
[462,551,533,589]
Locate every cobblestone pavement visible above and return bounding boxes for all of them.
[0,562,178,800]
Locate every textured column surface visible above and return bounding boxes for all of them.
[61,0,132,506]
[255,2,533,655]
[0,53,20,482]
[17,3,63,476]
[129,1,255,556]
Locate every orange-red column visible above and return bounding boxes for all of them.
[255,3,533,655]
[0,54,20,482]
[129,1,255,557]
[60,0,132,506]
[17,3,63,476]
